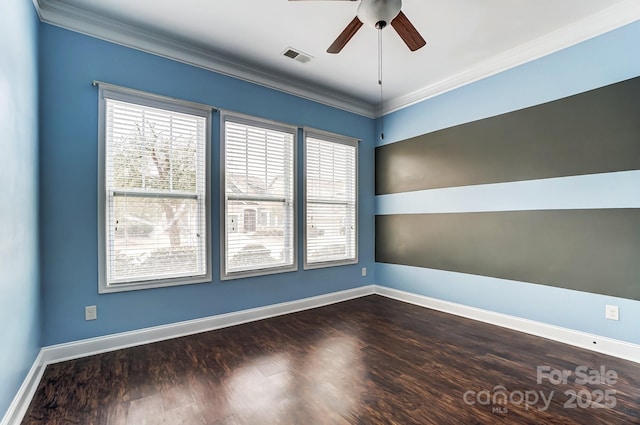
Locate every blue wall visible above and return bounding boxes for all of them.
[3,5,637,421]
[39,23,376,346]
[376,21,640,344]
[0,0,41,418]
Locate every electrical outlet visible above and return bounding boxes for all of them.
[361,267,367,277]
[605,305,619,321]
[85,305,97,321]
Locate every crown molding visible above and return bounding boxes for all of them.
[33,0,640,119]
[33,0,377,118]
[382,0,640,115]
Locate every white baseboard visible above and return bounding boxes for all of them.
[5,283,639,425]
[0,350,46,425]
[2,285,375,425]
[374,285,640,364]
[41,285,376,365]
[38,283,640,366]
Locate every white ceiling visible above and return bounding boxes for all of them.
[35,0,640,117]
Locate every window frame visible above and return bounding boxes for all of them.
[220,111,298,280]
[97,83,212,293]
[303,128,359,270]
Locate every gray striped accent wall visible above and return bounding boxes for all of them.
[376,76,640,195]
[375,77,640,301]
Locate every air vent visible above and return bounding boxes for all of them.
[283,49,299,59]
[282,47,314,64]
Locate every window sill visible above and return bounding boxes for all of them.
[303,258,358,270]
[99,274,212,294]
[221,264,298,281]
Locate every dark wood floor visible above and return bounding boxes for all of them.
[23,295,639,424]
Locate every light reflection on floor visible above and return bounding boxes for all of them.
[221,334,365,423]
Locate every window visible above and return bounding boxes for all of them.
[304,129,358,268]
[221,113,297,279]
[98,83,211,293]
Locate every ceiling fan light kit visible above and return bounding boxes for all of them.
[357,0,402,29]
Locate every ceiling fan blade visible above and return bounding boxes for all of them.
[327,16,363,54]
[390,11,426,51]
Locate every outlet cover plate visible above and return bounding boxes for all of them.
[605,304,619,321]
[85,305,97,321]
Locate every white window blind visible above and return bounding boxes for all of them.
[99,87,210,292]
[305,132,357,267]
[222,116,296,278]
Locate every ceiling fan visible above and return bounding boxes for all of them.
[290,0,426,54]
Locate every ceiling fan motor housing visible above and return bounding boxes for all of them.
[358,0,402,29]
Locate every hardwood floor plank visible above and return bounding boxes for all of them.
[22,296,640,424]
